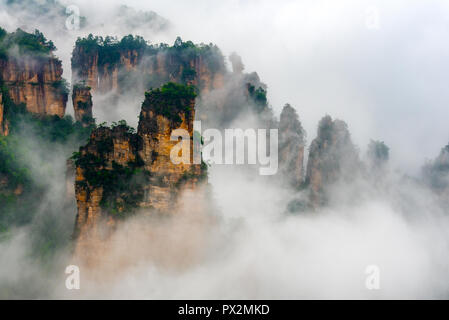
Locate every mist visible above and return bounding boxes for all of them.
[3,0,448,173]
[46,165,449,299]
[1,0,449,299]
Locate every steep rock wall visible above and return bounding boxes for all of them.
[71,37,226,96]
[70,36,271,129]
[305,115,360,208]
[278,104,306,188]
[71,44,99,91]
[73,83,206,262]
[0,56,67,117]
[137,86,202,211]
[72,84,93,126]
[74,125,141,252]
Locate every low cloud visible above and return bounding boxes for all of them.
[1,0,449,299]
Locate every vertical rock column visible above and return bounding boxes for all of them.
[0,56,68,117]
[71,44,99,91]
[305,115,360,208]
[278,104,306,188]
[73,83,207,261]
[72,84,93,126]
[137,83,204,211]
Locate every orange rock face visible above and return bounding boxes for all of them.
[73,125,139,262]
[73,84,206,264]
[137,92,202,211]
[187,55,224,95]
[120,49,140,71]
[0,56,67,117]
[72,45,99,91]
[72,85,93,126]
[72,46,225,97]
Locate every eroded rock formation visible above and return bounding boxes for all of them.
[73,83,206,260]
[137,84,204,211]
[0,28,68,129]
[70,35,271,128]
[305,115,360,208]
[71,36,225,95]
[423,143,449,202]
[73,124,142,245]
[0,55,68,117]
[278,104,306,188]
[72,84,93,126]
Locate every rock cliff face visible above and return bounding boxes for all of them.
[73,83,206,259]
[305,115,360,208]
[72,84,93,126]
[71,35,271,128]
[0,92,7,136]
[0,56,68,117]
[71,36,225,96]
[278,104,306,188]
[73,124,142,252]
[423,143,449,201]
[71,44,99,92]
[137,84,204,211]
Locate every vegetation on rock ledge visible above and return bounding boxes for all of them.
[0,27,56,58]
[72,34,225,87]
[72,121,150,217]
[142,82,196,126]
